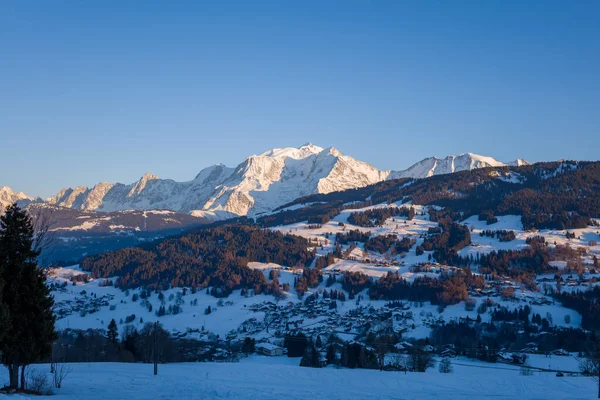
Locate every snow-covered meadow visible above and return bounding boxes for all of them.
[1,356,595,400]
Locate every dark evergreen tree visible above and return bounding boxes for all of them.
[242,337,256,354]
[160,305,166,316]
[0,203,57,390]
[284,332,308,357]
[408,207,416,221]
[300,341,321,368]
[107,319,119,344]
[326,344,337,365]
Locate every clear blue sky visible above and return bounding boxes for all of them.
[1,1,599,198]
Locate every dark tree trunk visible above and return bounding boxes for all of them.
[8,364,19,389]
[20,365,26,390]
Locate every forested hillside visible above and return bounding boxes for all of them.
[262,161,600,230]
[81,225,315,294]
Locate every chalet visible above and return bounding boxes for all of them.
[552,349,569,356]
[537,277,554,283]
[441,348,456,358]
[497,352,527,365]
[256,342,285,357]
[520,346,538,354]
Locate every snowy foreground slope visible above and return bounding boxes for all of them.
[0,357,594,400]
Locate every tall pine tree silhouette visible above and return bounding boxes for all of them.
[107,319,119,344]
[0,203,56,390]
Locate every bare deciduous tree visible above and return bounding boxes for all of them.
[29,206,55,266]
[580,341,600,380]
[52,363,72,389]
[25,367,52,394]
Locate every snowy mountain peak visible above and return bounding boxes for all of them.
[142,172,159,181]
[508,158,530,167]
[327,146,343,157]
[194,164,234,184]
[127,173,159,197]
[458,153,505,168]
[300,142,323,152]
[260,143,325,160]
[1,186,25,198]
[0,186,35,210]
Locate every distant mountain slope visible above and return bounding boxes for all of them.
[388,153,527,180]
[42,145,526,218]
[507,159,530,167]
[262,160,600,231]
[25,204,211,265]
[29,204,211,234]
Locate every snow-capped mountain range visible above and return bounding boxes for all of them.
[2,145,528,218]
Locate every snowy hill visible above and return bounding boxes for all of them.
[44,145,525,218]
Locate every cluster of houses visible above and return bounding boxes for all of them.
[54,292,114,319]
[468,276,554,307]
[470,283,515,299]
[142,291,578,367]
[537,274,597,289]
[242,299,426,357]
[247,299,342,338]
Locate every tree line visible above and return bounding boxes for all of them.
[337,269,484,306]
[421,219,471,264]
[479,229,516,242]
[347,206,413,227]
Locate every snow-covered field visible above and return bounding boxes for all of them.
[1,356,595,400]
